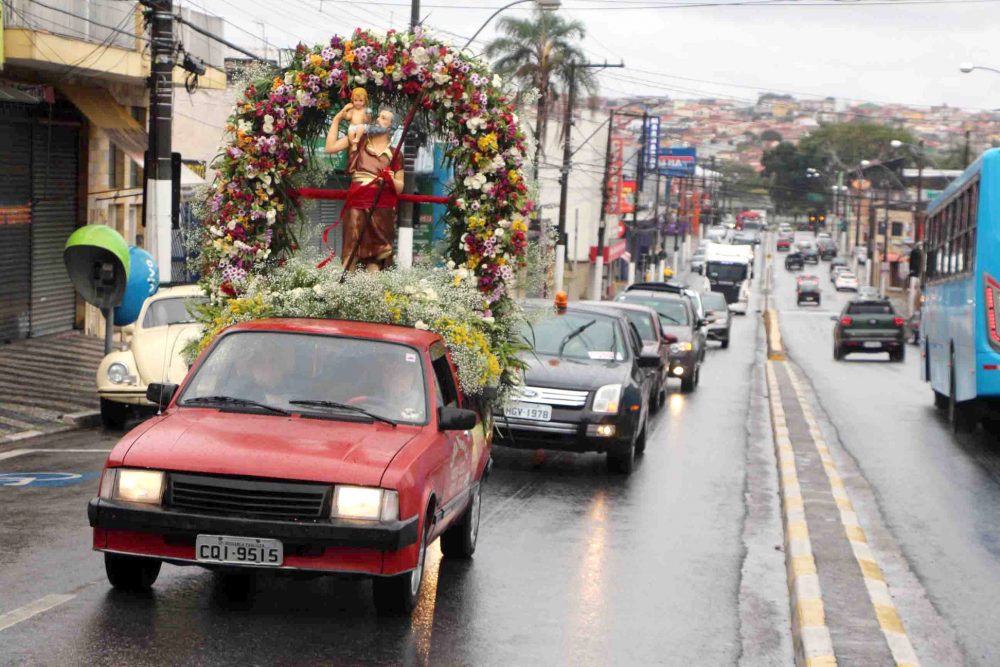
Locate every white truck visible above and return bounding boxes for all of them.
[703,243,753,314]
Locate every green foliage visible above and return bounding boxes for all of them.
[798,122,917,167]
[760,129,782,143]
[761,142,824,214]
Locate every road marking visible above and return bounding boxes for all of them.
[0,448,111,461]
[765,362,836,666]
[0,594,75,632]
[784,365,921,667]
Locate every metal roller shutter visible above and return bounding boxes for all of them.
[0,119,33,341]
[30,122,79,337]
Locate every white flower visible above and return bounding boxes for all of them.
[392,68,403,81]
[457,267,470,280]
[446,260,456,270]
[463,173,487,190]
[372,72,384,86]
[493,74,502,88]
[444,53,454,65]
[414,320,430,330]
[237,119,252,134]
[498,218,511,228]
[312,283,326,296]
[466,116,486,133]
[491,155,506,171]
[290,287,306,299]
[266,208,276,223]
[483,316,495,325]
[284,72,295,85]
[494,228,504,238]
[423,288,439,301]
[431,71,451,85]
[354,73,368,86]
[262,114,275,134]
[411,46,430,65]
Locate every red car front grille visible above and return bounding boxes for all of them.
[167,473,330,521]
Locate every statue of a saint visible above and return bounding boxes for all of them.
[325,106,403,272]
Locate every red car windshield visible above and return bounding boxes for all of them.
[180,331,428,424]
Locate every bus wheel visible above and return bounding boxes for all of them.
[949,361,976,433]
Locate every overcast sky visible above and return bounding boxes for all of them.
[203,0,1000,111]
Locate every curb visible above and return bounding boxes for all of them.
[766,361,836,667]
[61,410,101,428]
[764,308,786,360]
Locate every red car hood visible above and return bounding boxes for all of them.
[121,409,419,487]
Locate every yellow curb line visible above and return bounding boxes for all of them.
[766,361,836,666]
[784,365,921,667]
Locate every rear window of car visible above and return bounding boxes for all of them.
[622,310,656,341]
[847,302,893,315]
[142,296,207,328]
[616,294,691,327]
[702,292,727,310]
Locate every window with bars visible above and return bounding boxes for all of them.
[926,177,978,282]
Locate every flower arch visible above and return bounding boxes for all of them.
[203,28,534,308]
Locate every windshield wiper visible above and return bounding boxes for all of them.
[182,395,290,416]
[289,399,398,427]
[659,314,683,326]
[557,320,596,357]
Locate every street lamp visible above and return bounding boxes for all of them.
[463,0,560,49]
[959,62,1000,76]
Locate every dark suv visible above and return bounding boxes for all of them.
[796,275,821,306]
[615,289,706,392]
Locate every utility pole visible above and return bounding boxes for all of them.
[396,0,420,269]
[590,110,615,301]
[867,197,876,288]
[963,129,971,168]
[554,60,623,294]
[144,0,174,283]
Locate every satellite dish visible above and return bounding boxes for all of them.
[114,247,159,326]
[64,225,130,309]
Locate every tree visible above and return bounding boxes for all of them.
[760,129,782,143]
[761,141,825,215]
[484,10,597,178]
[798,122,917,168]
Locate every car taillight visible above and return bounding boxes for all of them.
[986,274,1000,347]
[840,317,853,326]
[893,317,905,327]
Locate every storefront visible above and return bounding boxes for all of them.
[0,92,82,341]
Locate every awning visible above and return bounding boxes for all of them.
[589,240,628,263]
[60,85,147,161]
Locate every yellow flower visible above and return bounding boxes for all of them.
[385,64,395,74]
[477,133,498,154]
[310,54,323,67]
[508,170,519,184]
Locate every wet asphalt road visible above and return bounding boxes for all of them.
[773,235,1000,666]
[0,272,792,666]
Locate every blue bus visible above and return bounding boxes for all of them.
[921,148,1000,431]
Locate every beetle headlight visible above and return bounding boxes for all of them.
[592,384,622,414]
[112,469,164,504]
[670,341,693,354]
[107,362,129,385]
[331,486,399,521]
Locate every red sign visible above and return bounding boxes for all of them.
[621,180,636,214]
[589,240,628,263]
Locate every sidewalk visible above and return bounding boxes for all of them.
[0,332,103,441]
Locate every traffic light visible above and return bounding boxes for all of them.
[808,211,827,227]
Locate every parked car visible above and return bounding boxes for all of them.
[88,318,492,614]
[796,275,821,306]
[830,265,850,283]
[503,302,657,473]
[592,300,671,410]
[785,252,804,271]
[834,271,860,291]
[832,299,906,361]
[700,290,732,348]
[816,237,838,260]
[829,256,848,276]
[907,309,921,345]
[616,289,706,392]
[96,285,208,429]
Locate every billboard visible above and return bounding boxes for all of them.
[659,147,697,178]
[644,117,661,173]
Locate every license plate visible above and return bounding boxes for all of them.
[195,535,283,566]
[863,341,882,349]
[504,402,552,421]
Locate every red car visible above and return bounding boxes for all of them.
[776,236,792,251]
[88,318,491,614]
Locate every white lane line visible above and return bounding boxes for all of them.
[0,594,76,632]
[0,448,111,461]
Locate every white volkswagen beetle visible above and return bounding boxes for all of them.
[96,285,206,428]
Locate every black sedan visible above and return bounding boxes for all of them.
[614,290,705,393]
[500,302,658,473]
[785,252,804,271]
[590,300,671,411]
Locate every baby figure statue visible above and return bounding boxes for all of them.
[342,87,391,147]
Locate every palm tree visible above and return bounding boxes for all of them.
[484,10,598,180]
